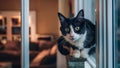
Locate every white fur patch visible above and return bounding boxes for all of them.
[72,50,80,58]
[80,48,90,58]
[74,31,87,49]
[72,48,90,59]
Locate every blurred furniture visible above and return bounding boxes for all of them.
[0,62,12,68]
[0,35,57,68]
[30,35,57,68]
[0,11,36,41]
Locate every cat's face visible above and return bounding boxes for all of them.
[58,9,86,42]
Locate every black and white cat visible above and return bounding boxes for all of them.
[57,9,96,67]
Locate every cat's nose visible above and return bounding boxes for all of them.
[69,35,74,40]
[70,34,74,38]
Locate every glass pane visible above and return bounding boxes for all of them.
[30,0,58,68]
[115,0,120,67]
[118,4,120,67]
[0,0,21,68]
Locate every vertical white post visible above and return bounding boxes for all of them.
[21,0,29,68]
[97,1,103,68]
[107,0,113,68]
[103,0,107,68]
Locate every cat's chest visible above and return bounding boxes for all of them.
[75,41,84,49]
[74,31,87,49]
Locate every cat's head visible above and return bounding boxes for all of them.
[58,9,86,42]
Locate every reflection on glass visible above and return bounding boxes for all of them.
[114,0,120,68]
[116,0,120,67]
[0,0,21,68]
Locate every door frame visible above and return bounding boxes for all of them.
[21,0,29,68]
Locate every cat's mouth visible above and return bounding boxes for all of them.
[69,37,81,42]
[70,38,74,40]
[69,37,76,41]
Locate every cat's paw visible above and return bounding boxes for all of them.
[81,48,89,58]
[72,50,80,58]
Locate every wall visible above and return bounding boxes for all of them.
[59,0,74,17]
[59,0,69,17]
[0,0,59,36]
[30,0,59,35]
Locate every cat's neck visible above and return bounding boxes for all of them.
[74,31,87,49]
[76,31,87,41]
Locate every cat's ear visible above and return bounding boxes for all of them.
[76,9,84,18]
[58,12,66,23]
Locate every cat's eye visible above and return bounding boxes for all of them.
[75,27,80,31]
[65,28,69,32]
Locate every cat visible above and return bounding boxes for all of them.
[57,9,96,67]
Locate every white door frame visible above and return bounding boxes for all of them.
[21,0,29,68]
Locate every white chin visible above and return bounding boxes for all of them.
[72,39,76,42]
[72,38,78,42]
